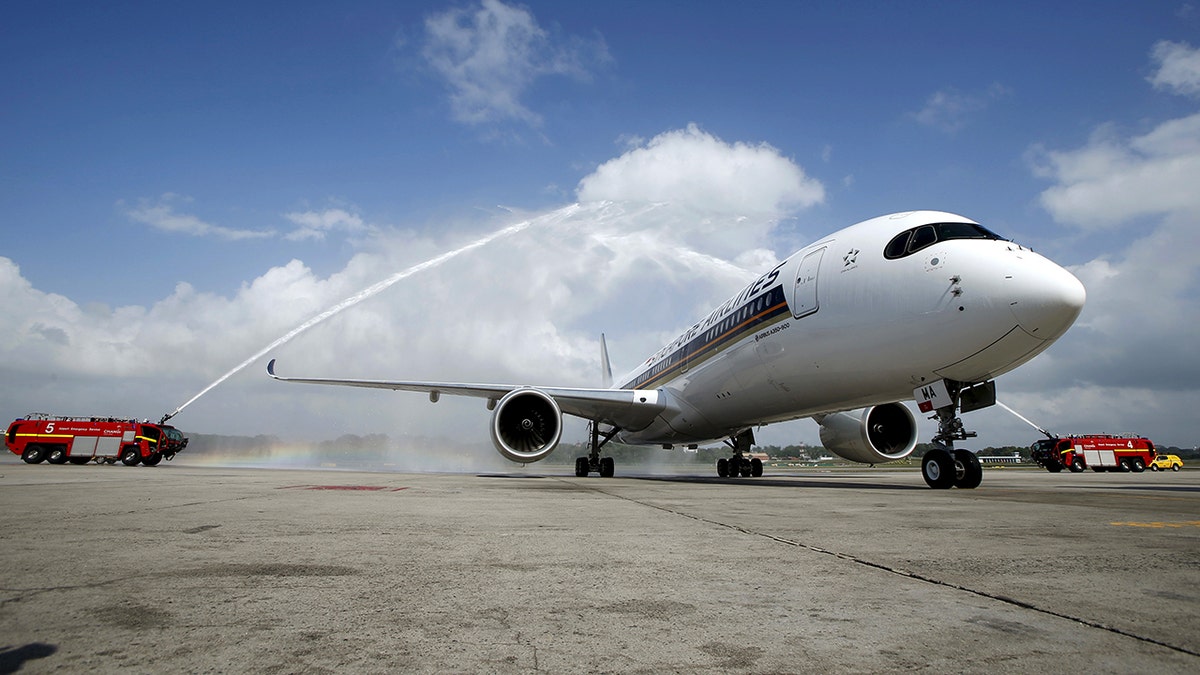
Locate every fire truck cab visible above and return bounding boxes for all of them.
[6,414,188,466]
[1030,434,1156,474]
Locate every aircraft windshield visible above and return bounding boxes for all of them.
[884,222,1004,260]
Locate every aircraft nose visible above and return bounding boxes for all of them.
[1008,257,1086,340]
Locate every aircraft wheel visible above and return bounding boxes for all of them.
[599,457,615,478]
[574,457,588,477]
[751,457,763,478]
[716,458,728,478]
[22,446,46,464]
[921,449,955,489]
[727,456,742,478]
[46,447,67,464]
[121,447,141,466]
[952,449,982,489]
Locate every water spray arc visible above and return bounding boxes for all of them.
[160,210,569,424]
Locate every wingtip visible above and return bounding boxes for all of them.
[267,358,277,377]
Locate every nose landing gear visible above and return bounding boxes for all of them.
[921,381,985,490]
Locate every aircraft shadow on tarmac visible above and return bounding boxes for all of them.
[0,643,58,673]
[624,474,928,490]
[478,473,926,490]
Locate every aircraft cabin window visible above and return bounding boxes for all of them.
[884,222,1004,260]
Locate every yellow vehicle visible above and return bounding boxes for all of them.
[1150,454,1183,471]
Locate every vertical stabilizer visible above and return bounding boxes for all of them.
[600,333,613,388]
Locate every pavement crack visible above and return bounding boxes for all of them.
[573,480,1200,660]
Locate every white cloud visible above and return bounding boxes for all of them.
[1031,114,1200,228]
[912,83,1012,134]
[283,209,369,242]
[123,194,274,240]
[420,0,610,127]
[1149,40,1200,97]
[576,124,824,234]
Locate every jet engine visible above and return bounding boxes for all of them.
[817,403,918,464]
[490,388,563,464]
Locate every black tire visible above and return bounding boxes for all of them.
[1130,457,1145,473]
[599,456,615,478]
[1172,464,1181,472]
[21,446,46,464]
[142,453,163,467]
[46,447,67,464]
[921,448,955,489]
[952,449,983,489]
[1069,458,1086,473]
[121,447,141,466]
[1151,464,1160,471]
[727,457,742,478]
[1046,463,1063,473]
[716,458,728,478]
[750,457,764,478]
[574,457,588,477]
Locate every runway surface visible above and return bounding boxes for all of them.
[1,458,1197,673]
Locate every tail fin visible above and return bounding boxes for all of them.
[600,333,613,388]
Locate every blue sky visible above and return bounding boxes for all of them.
[2,1,1198,452]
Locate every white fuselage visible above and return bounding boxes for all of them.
[614,211,1086,445]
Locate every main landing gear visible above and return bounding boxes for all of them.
[715,430,763,478]
[575,422,620,477]
[921,383,983,490]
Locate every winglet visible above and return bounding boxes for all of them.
[600,334,613,388]
[267,358,279,378]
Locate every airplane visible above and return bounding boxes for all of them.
[267,210,1086,489]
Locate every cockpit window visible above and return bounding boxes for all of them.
[884,222,1004,260]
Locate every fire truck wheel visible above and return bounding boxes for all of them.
[1070,459,1086,473]
[1130,458,1145,472]
[21,446,46,464]
[921,449,956,489]
[46,447,67,464]
[121,447,141,466]
[952,449,983,489]
[142,453,163,467]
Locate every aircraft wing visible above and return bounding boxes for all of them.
[266,359,665,430]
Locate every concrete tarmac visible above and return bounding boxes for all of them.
[1,458,1197,673]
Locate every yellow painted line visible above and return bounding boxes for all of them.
[1110,520,1200,529]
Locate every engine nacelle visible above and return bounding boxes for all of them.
[490,388,563,464]
[818,403,918,464]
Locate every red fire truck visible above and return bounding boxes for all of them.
[1030,434,1156,473]
[5,414,188,466]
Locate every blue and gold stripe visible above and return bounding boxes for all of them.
[621,285,791,390]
